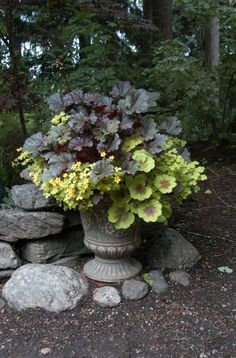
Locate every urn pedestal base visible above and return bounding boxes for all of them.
[81,206,142,283]
[84,256,142,282]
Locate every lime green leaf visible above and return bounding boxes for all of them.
[132,149,155,173]
[122,133,143,152]
[137,200,162,222]
[108,204,135,229]
[127,174,152,201]
[154,175,177,193]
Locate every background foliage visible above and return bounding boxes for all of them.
[0,0,235,187]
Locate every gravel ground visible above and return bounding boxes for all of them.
[0,154,235,358]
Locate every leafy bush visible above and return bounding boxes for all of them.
[144,40,222,141]
[16,82,206,229]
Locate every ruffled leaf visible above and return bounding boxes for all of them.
[158,117,182,135]
[23,132,44,156]
[122,133,142,152]
[63,90,84,106]
[48,93,65,113]
[121,159,140,175]
[154,174,177,193]
[137,200,162,222]
[69,136,93,151]
[140,119,157,141]
[127,174,153,201]
[110,81,134,98]
[90,159,114,183]
[108,203,135,229]
[146,133,168,154]
[132,149,155,173]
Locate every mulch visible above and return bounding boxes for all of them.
[0,145,235,358]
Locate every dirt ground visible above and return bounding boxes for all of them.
[0,145,235,358]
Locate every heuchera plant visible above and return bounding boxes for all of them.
[15,81,207,229]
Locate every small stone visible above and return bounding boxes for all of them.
[0,269,15,279]
[93,286,121,307]
[169,270,190,287]
[20,169,32,182]
[122,279,148,300]
[40,348,51,355]
[0,242,21,269]
[146,270,168,294]
[0,298,5,310]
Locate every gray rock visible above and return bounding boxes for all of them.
[169,270,190,287]
[0,269,15,279]
[0,242,21,269]
[93,286,121,307]
[122,279,148,300]
[11,184,57,210]
[20,168,32,182]
[145,270,168,294]
[0,209,64,242]
[0,297,5,309]
[21,229,88,264]
[3,264,88,313]
[147,228,201,270]
[51,256,79,268]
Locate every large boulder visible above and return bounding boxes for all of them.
[0,209,64,242]
[21,229,88,264]
[0,242,21,269]
[11,184,57,211]
[146,228,201,270]
[3,264,88,313]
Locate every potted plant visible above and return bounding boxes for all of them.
[15,81,206,282]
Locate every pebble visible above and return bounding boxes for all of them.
[169,270,191,287]
[146,270,168,294]
[93,286,121,308]
[40,347,51,355]
[122,279,148,301]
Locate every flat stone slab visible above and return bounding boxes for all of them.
[122,279,148,300]
[0,242,21,269]
[0,209,64,242]
[21,229,88,264]
[93,286,121,307]
[169,270,191,287]
[145,270,168,294]
[11,184,57,210]
[147,228,201,270]
[3,264,88,313]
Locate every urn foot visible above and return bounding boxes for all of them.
[84,256,142,282]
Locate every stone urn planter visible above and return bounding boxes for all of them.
[80,205,142,282]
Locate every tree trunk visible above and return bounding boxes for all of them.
[203,16,220,70]
[152,0,173,41]
[143,0,153,20]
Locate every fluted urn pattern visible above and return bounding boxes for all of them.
[80,206,142,282]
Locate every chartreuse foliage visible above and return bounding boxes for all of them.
[15,82,207,229]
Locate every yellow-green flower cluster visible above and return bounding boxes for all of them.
[51,112,70,125]
[23,158,122,211]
